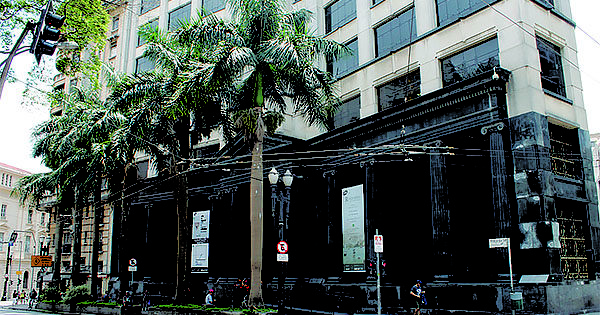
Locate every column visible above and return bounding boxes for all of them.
[427,140,451,281]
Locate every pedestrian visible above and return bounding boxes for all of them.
[123,291,132,307]
[409,280,425,315]
[28,289,37,309]
[204,289,215,306]
[142,290,150,311]
[19,290,25,304]
[12,290,17,305]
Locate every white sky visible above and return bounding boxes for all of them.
[0,1,599,174]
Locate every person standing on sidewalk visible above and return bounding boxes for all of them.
[28,289,37,309]
[409,280,425,315]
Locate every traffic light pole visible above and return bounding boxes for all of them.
[1,241,14,301]
[0,22,35,101]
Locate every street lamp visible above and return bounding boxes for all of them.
[268,168,293,313]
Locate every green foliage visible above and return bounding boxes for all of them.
[77,301,119,307]
[63,285,91,305]
[0,0,44,50]
[39,285,62,303]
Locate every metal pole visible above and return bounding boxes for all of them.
[17,241,23,292]
[376,229,381,315]
[2,243,12,301]
[508,238,513,291]
[0,22,35,101]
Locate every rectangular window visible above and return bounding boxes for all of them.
[109,42,117,59]
[140,0,160,14]
[325,0,356,33]
[41,212,46,225]
[436,0,487,26]
[1,204,6,219]
[25,236,31,253]
[441,37,499,86]
[135,56,156,74]
[536,37,566,98]
[203,0,225,13]
[333,95,361,129]
[373,0,385,5]
[138,19,159,47]
[112,16,119,31]
[0,233,4,251]
[137,160,149,179]
[375,7,416,57]
[1,174,4,185]
[550,123,581,179]
[327,38,358,77]
[8,176,11,187]
[27,210,32,224]
[169,3,191,31]
[377,70,421,111]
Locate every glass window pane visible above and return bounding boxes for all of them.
[333,96,361,128]
[325,0,356,33]
[138,19,158,47]
[441,37,499,86]
[328,39,359,77]
[375,8,416,57]
[536,37,566,97]
[436,0,486,26]
[169,3,191,31]
[377,70,421,111]
[140,0,160,15]
[135,56,156,74]
[203,0,225,13]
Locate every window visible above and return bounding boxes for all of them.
[109,42,117,59]
[325,0,356,33]
[536,37,566,97]
[27,210,32,224]
[140,0,160,14]
[169,3,191,31]
[436,0,487,26]
[137,160,149,179]
[1,204,6,219]
[135,56,156,74]
[138,19,159,47]
[203,0,225,13]
[25,236,31,253]
[542,0,554,5]
[327,38,358,77]
[441,37,499,86]
[0,233,4,251]
[1,174,4,185]
[373,0,385,5]
[375,7,416,57]
[549,123,581,179]
[41,212,46,225]
[112,16,119,31]
[377,70,421,111]
[8,176,11,187]
[333,95,361,129]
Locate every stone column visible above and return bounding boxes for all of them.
[427,140,451,281]
[481,122,512,277]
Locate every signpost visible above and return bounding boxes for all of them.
[374,231,383,315]
[488,237,513,290]
[128,258,137,285]
[31,255,52,267]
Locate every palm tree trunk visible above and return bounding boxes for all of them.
[249,72,265,306]
[51,209,64,286]
[174,116,190,303]
[91,175,102,298]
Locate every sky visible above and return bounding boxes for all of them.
[0,1,599,174]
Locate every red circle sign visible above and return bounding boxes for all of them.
[277,241,288,254]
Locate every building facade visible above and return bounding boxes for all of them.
[0,162,49,299]
[51,0,600,313]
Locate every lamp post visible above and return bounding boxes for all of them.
[268,168,293,314]
[2,232,18,301]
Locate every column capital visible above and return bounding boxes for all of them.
[481,122,505,135]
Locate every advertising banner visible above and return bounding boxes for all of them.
[342,184,366,272]
[192,210,210,273]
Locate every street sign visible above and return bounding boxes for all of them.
[16,271,21,275]
[129,258,137,266]
[374,235,383,253]
[31,255,52,267]
[128,266,137,272]
[277,241,288,254]
[489,238,509,248]
[277,254,289,262]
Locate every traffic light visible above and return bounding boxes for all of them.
[9,232,17,246]
[30,1,65,64]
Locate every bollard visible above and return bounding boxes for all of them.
[510,291,523,310]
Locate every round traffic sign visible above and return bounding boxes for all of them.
[277,241,288,254]
[129,258,137,266]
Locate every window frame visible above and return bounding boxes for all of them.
[440,37,499,86]
[327,38,359,77]
[536,36,566,98]
[377,70,421,112]
[325,0,357,34]
[140,0,160,15]
[374,7,416,58]
[202,0,225,13]
[168,3,192,31]
[436,0,488,26]
[135,56,156,74]
[0,204,6,219]
[332,95,361,129]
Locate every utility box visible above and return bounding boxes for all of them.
[510,291,523,310]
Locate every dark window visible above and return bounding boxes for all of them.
[441,37,499,86]
[112,16,119,31]
[325,0,356,33]
[536,37,566,97]
[327,38,358,77]
[169,3,191,31]
[375,7,416,57]
[203,0,225,13]
[135,56,156,74]
[373,0,385,5]
[436,0,487,26]
[333,95,361,128]
[140,0,160,14]
[138,19,159,47]
[549,123,581,179]
[137,160,149,179]
[377,70,420,111]
[543,0,554,5]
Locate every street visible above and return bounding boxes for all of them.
[0,300,57,315]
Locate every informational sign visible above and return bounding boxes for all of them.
[129,258,137,266]
[342,184,366,272]
[374,235,383,253]
[128,266,137,272]
[31,255,52,267]
[192,210,210,273]
[277,254,289,262]
[489,238,509,248]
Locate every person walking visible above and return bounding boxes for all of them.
[409,280,425,315]
[28,289,37,309]
[204,289,215,306]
